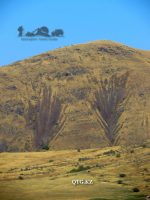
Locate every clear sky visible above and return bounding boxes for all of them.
[0,0,150,66]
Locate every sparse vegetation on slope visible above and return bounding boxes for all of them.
[91,72,130,145]
[25,85,67,150]
[0,144,150,200]
[0,40,150,151]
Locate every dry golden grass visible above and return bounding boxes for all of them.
[0,144,150,200]
[0,40,150,151]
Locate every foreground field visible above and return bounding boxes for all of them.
[0,144,150,200]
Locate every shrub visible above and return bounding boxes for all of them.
[78,157,90,161]
[103,150,116,156]
[119,173,126,178]
[144,178,150,182]
[48,159,54,163]
[116,153,121,157]
[18,175,24,180]
[142,144,147,148]
[69,165,91,173]
[117,180,123,184]
[95,164,102,167]
[132,188,140,192]
[42,145,49,150]
[143,168,148,172]
[130,149,134,153]
[89,198,108,200]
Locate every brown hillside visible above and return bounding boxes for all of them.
[0,40,150,151]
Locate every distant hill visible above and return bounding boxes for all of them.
[0,40,150,151]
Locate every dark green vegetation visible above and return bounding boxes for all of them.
[89,194,146,200]
[69,165,91,173]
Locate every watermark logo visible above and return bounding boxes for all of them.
[17,26,64,41]
[72,179,94,186]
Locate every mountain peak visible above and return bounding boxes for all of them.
[0,41,150,151]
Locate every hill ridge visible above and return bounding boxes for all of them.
[0,40,150,151]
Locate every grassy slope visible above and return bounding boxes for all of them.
[0,143,150,200]
[0,40,150,151]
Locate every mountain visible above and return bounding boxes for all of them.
[0,40,150,151]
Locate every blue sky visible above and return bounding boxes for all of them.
[0,0,150,66]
